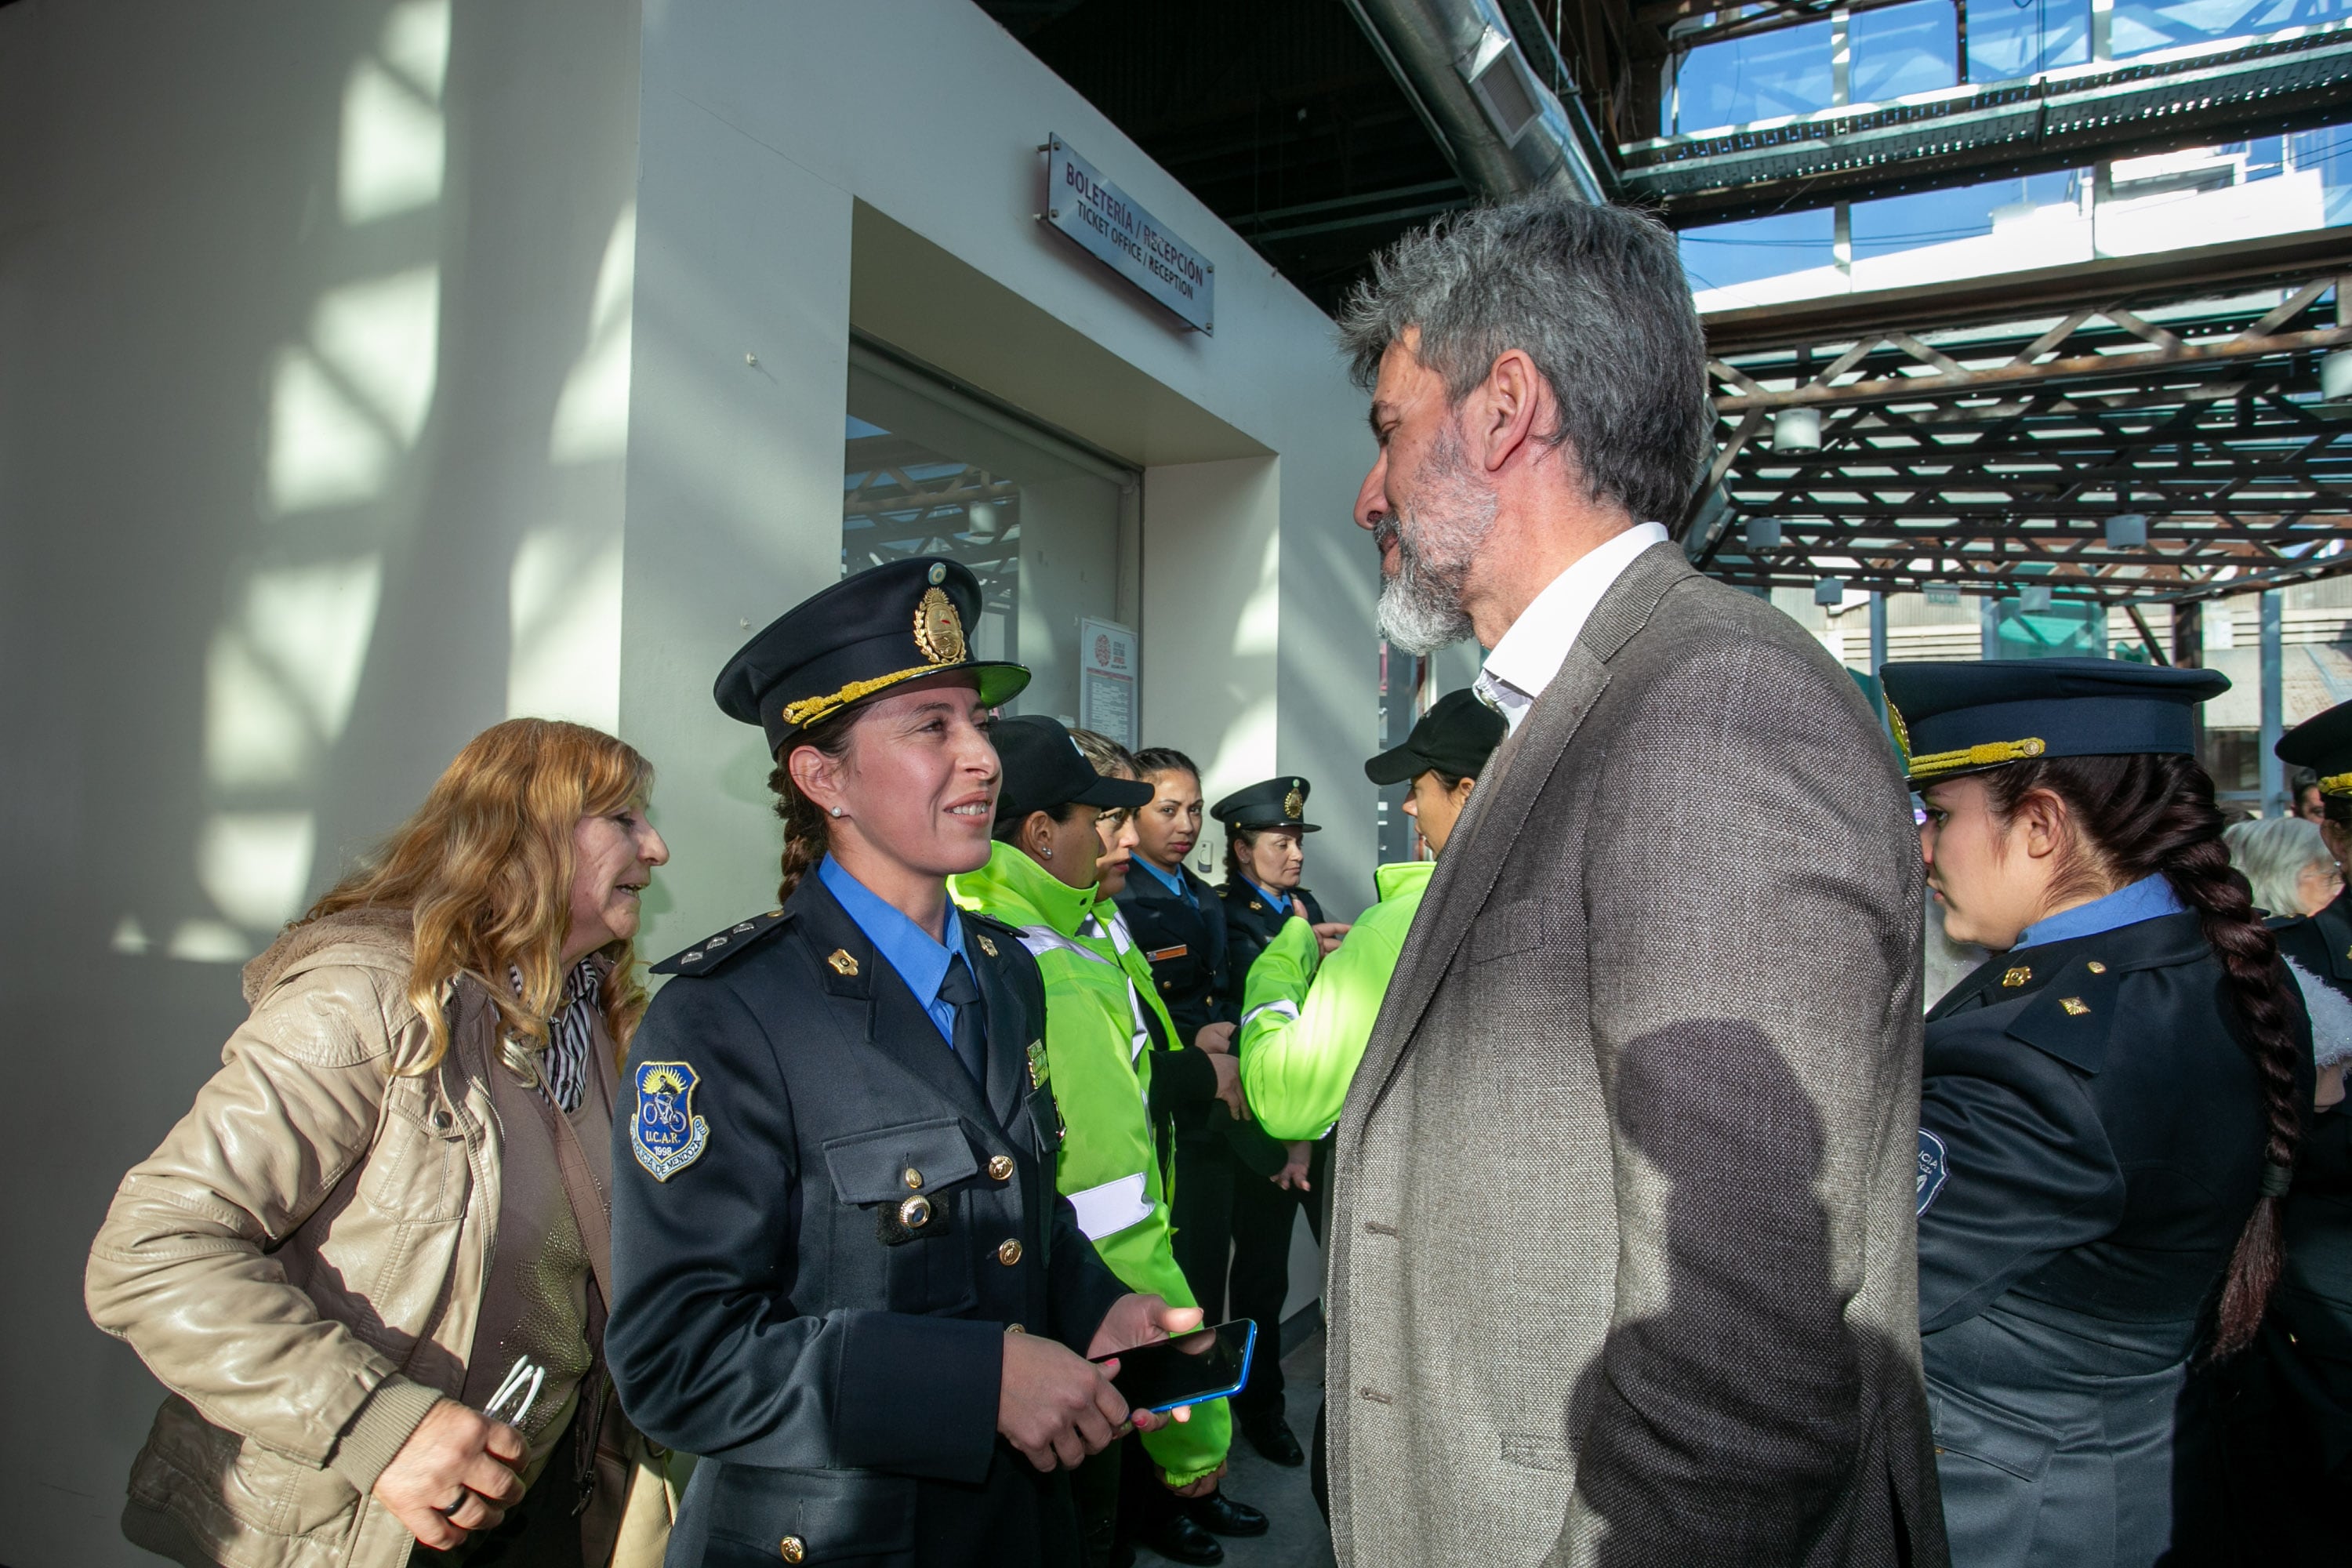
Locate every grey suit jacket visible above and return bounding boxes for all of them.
[1326,543,1945,1568]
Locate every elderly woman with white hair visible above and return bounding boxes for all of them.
[2223,813,2343,920]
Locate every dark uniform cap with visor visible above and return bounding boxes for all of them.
[1365,688,1508,786]
[1878,656,2230,788]
[1211,777,1319,833]
[715,557,1030,753]
[992,714,1156,827]
[2277,698,2352,802]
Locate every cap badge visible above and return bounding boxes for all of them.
[827,949,859,977]
[914,586,967,666]
[927,561,948,586]
[1284,789,1304,818]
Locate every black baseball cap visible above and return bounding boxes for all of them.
[1366,688,1508,786]
[993,715,1154,826]
[716,557,1030,754]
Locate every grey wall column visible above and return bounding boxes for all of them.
[2261,590,2285,815]
[1980,595,2000,660]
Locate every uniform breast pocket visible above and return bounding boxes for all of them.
[822,1120,981,1316]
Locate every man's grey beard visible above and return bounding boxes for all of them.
[1374,426,1497,655]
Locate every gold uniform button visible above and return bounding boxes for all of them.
[997,1239,1024,1266]
[1006,1322,1026,1334]
[780,1536,805,1563]
[902,1167,924,1191]
[989,1154,1014,1181]
[898,1195,933,1229]
[2086,960,2107,974]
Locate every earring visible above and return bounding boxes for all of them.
[1040,847,1054,858]
[829,806,842,818]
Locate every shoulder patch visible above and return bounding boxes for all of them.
[1917,1128,1948,1215]
[650,908,793,977]
[630,1060,710,1181]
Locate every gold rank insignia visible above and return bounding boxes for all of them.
[975,933,998,959]
[2002,966,2031,987]
[913,586,967,665]
[2060,996,2090,1016]
[827,949,858,977]
[1026,1040,1050,1089]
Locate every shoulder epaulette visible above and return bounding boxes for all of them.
[651,907,793,977]
[2005,953,2124,1075]
[960,909,1027,964]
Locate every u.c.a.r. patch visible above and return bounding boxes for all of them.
[1916,1128,1949,1216]
[631,1060,710,1181]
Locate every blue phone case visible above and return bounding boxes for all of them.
[1139,1319,1256,1414]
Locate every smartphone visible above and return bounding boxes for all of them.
[1091,1319,1256,1414]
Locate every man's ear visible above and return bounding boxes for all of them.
[1474,349,1548,474]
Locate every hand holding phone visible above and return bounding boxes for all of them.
[1089,1319,1256,1415]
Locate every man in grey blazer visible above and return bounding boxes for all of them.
[1323,200,1944,1566]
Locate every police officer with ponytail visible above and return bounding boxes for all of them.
[606,560,1194,1568]
[1883,659,2311,1568]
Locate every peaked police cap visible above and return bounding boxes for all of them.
[1878,657,2228,787]
[1212,776,1319,833]
[716,557,1030,753]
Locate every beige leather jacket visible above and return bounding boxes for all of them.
[85,909,660,1568]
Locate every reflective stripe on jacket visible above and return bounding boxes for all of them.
[952,843,1232,1486]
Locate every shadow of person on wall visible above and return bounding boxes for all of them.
[1568,1019,1936,1566]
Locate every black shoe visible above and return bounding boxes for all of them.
[1138,1512,1223,1566]
[1240,1410,1305,1467]
[1182,1490,1269,1537]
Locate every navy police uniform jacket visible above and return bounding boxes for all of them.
[606,873,1129,1568]
[1119,863,1234,1045]
[1915,910,2297,1567]
[1217,880,1325,989]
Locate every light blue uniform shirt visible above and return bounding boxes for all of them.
[1131,855,1195,906]
[2013,872,2190,949]
[817,855,968,1044]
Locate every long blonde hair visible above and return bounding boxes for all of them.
[303,718,655,1073]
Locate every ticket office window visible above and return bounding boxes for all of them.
[842,346,1134,727]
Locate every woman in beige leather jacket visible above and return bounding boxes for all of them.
[88,718,675,1568]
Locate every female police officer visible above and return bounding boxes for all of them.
[606,559,1192,1568]
[1882,658,2310,1568]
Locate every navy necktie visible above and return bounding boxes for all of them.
[938,953,986,1083]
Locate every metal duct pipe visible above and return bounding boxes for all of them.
[1340,0,1610,205]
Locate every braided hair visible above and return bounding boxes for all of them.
[1983,753,2305,1356]
[767,719,859,905]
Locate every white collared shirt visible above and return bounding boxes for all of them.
[1472,522,1669,734]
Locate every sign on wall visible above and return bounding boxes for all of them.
[1039,136,1214,334]
[1078,616,1139,748]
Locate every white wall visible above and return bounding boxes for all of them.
[0,4,642,1563]
[626,0,1381,929]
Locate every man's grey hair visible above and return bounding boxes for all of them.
[2224,814,2333,918]
[1338,198,1711,528]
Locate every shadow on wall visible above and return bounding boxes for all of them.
[1,3,641,1563]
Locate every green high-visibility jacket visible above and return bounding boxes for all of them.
[1237,858,1434,1141]
[949,843,1232,1486]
